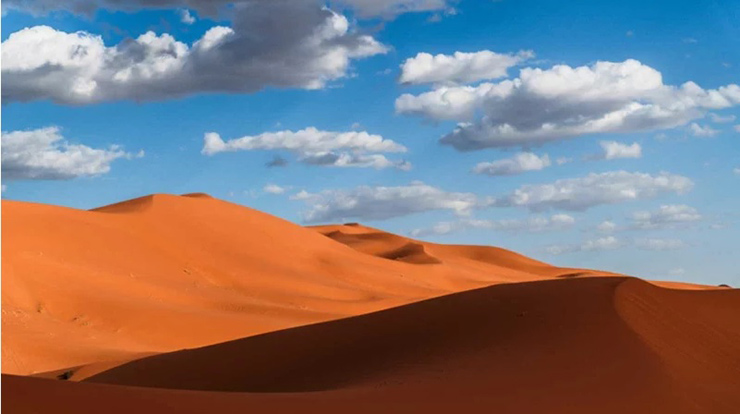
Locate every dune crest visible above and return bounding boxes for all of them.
[3,194,619,376]
[4,277,739,414]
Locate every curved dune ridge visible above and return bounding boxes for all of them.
[5,277,740,414]
[2,193,615,377]
[2,193,739,413]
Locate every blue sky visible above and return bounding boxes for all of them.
[2,0,739,285]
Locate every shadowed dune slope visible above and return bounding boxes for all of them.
[3,194,615,376]
[311,224,617,278]
[5,277,740,414]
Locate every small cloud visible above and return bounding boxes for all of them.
[427,6,458,22]
[668,268,686,276]
[635,238,687,251]
[709,113,736,123]
[626,30,634,37]
[290,190,312,201]
[556,157,572,165]
[734,125,740,133]
[596,220,617,233]
[266,155,288,168]
[689,123,719,137]
[263,184,288,194]
[351,122,362,130]
[723,62,732,68]
[178,9,196,25]
[545,236,624,255]
[594,141,642,160]
[473,152,551,176]
[734,167,740,175]
[427,13,442,23]
[682,38,698,44]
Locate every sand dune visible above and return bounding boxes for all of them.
[2,194,613,376]
[5,277,740,413]
[3,193,738,414]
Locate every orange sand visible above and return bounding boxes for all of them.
[2,193,614,376]
[2,193,738,413]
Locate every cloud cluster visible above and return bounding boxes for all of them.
[292,170,692,223]
[631,204,702,229]
[2,3,386,104]
[202,127,410,170]
[410,214,575,237]
[494,171,693,212]
[396,58,740,150]
[1,126,140,180]
[399,50,533,85]
[291,181,491,223]
[545,236,624,255]
[546,235,687,255]
[472,152,550,176]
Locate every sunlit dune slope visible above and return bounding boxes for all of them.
[5,276,739,414]
[2,193,614,375]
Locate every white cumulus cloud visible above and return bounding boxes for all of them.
[178,8,196,24]
[689,123,720,137]
[598,141,642,160]
[1,126,140,180]
[396,58,740,150]
[292,181,491,223]
[202,127,410,170]
[631,204,702,229]
[596,220,618,233]
[263,184,288,194]
[494,171,693,212]
[2,5,387,104]
[472,152,551,176]
[399,50,533,85]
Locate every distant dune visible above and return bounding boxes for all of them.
[2,194,738,413]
